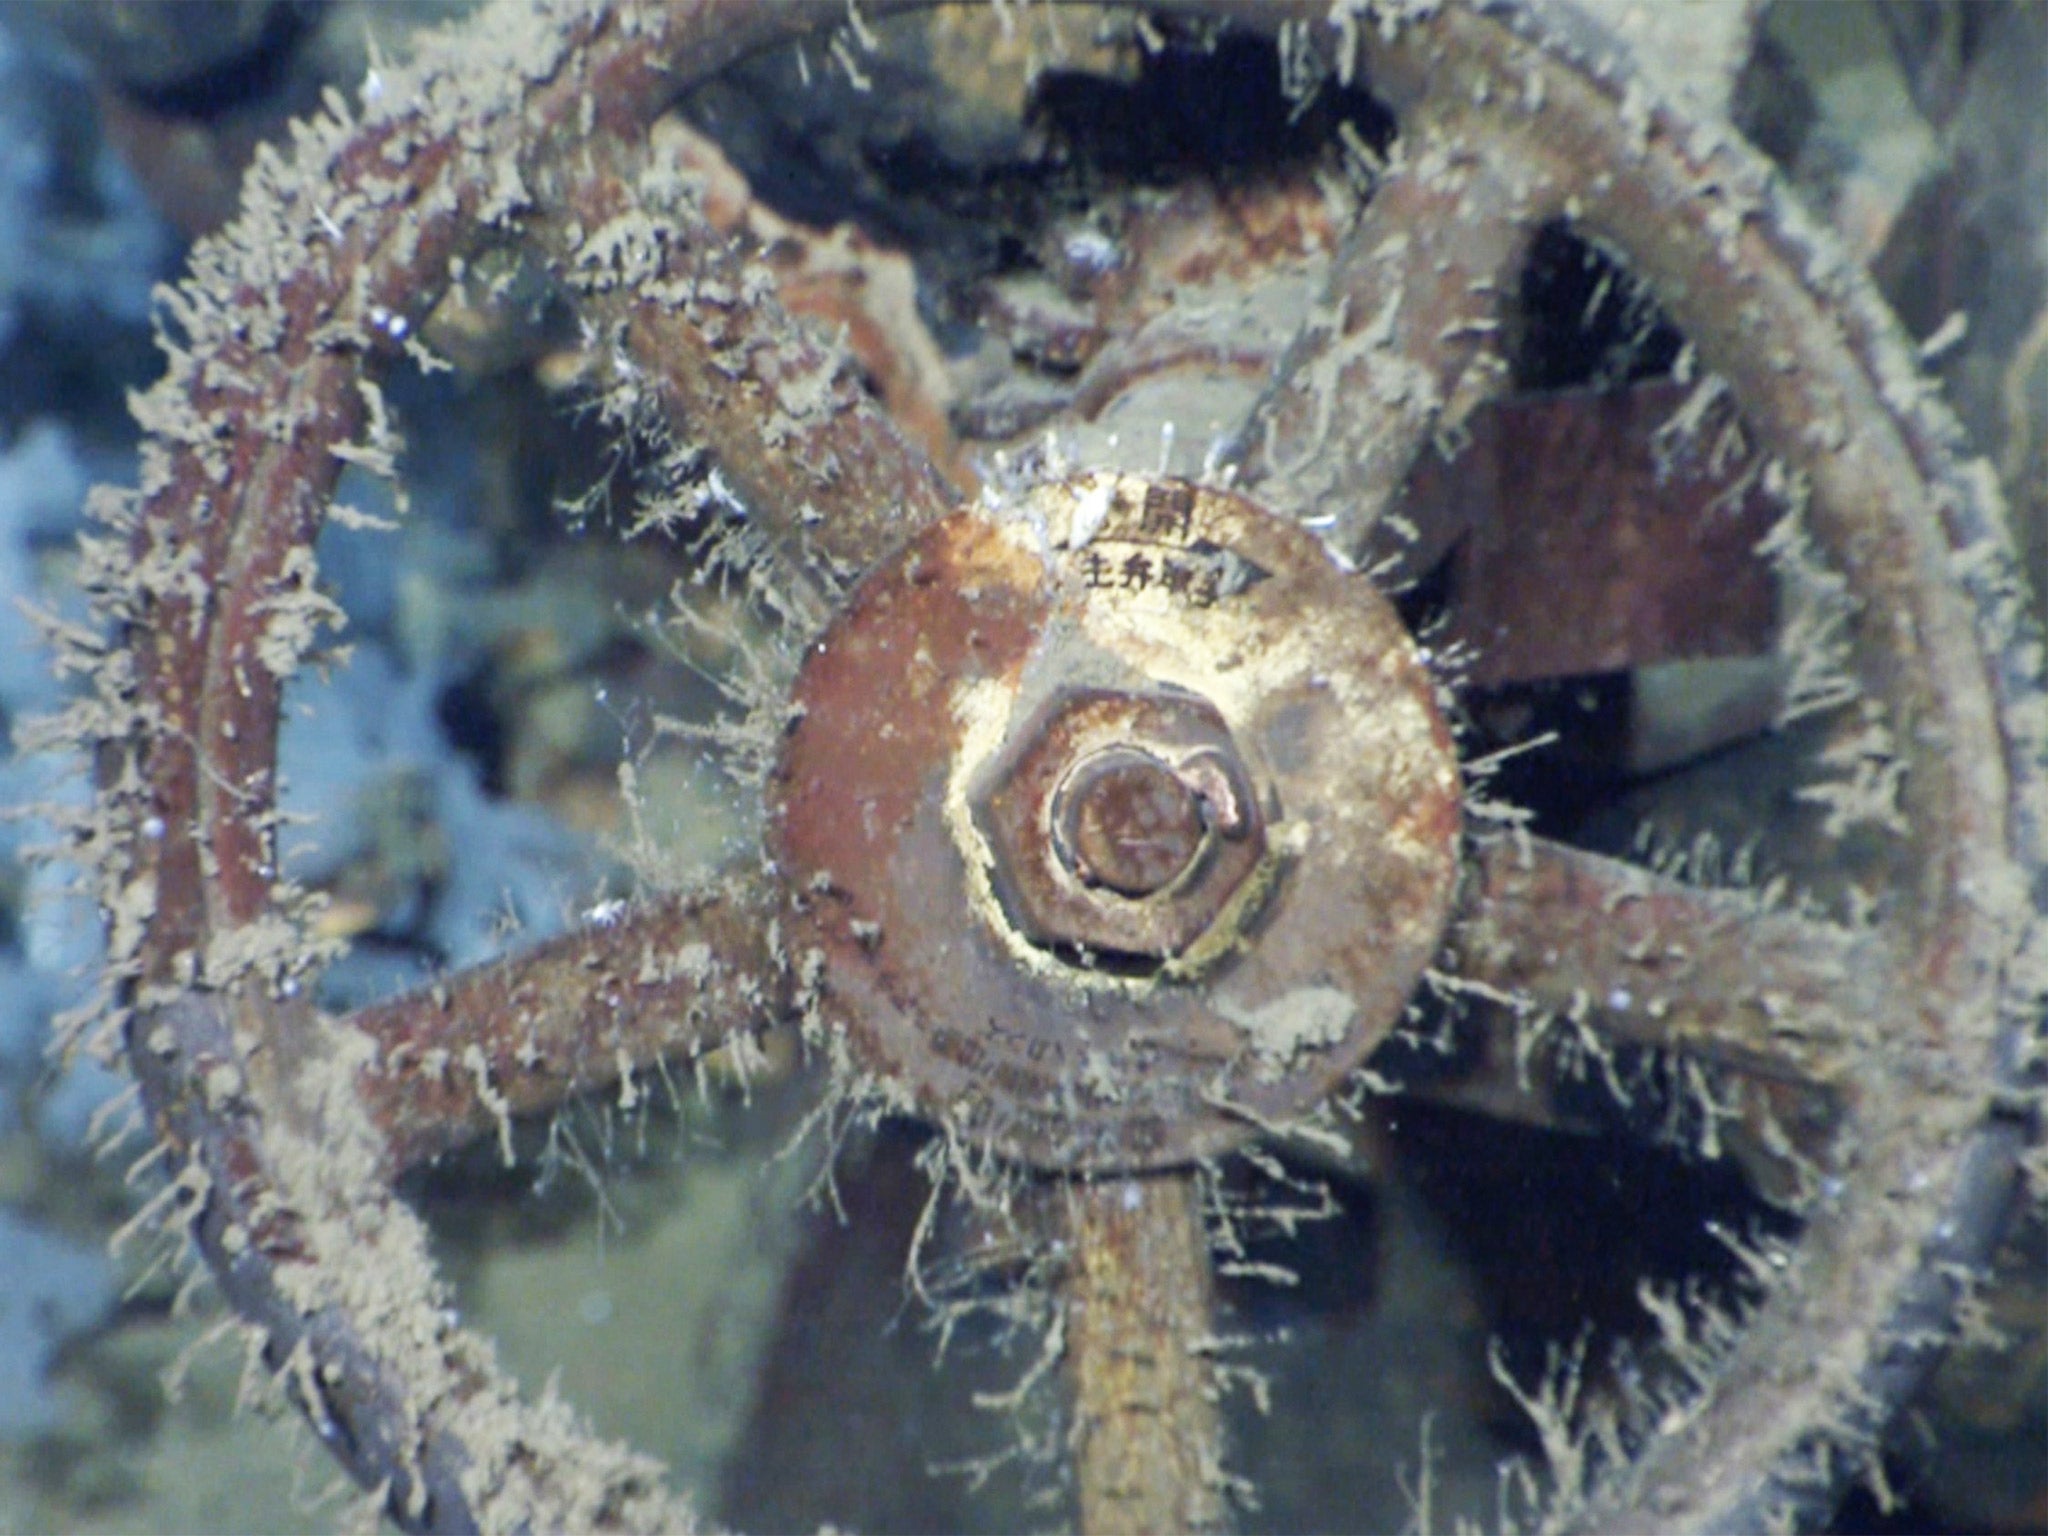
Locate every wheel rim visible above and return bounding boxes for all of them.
[68,2,2045,1532]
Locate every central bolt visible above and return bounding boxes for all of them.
[969,685,1271,962]
[1053,748,1206,898]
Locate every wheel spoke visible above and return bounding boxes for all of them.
[1226,110,1567,572]
[1417,379,1783,686]
[348,872,787,1171]
[1062,1172,1227,1536]
[1445,834,1897,1093]
[525,115,964,600]
[1385,995,1837,1206]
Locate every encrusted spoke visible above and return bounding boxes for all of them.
[1379,998,1833,1207]
[348,872,788,1172]
[1225,107,1570,571]
[1414,379,1783,686]
[1445,834,1898,1093]
[1062,1173,1227,1536]
[523,117,964,606]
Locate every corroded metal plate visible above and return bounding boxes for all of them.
[769,473,1461,1170]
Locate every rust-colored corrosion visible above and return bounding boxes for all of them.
[1063,1175,1227,1536]
[1058,750,1209,898]
[1230,120,1560,569]
[1414,379,1783,685]
[1449,834,1894,1090]
[86,1,2042,1530]
[348,879,788,1172]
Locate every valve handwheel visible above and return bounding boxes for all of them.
[74,2,2045,1532]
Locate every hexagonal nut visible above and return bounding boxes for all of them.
[968,686,1271,962]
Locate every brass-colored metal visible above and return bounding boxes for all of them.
[973,686,1271,960]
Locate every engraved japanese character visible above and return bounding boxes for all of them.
[1140,482,1196,542]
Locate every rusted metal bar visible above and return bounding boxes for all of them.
[1226,112,1567,573]
[1448,834,1894,1091]
[349,875,788,1172]
[1374,986,1836,1208]
[121,2,667,985]
[1062,1172,1228,1536]
[523,122,965,595]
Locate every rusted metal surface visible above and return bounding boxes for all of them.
[76,1,2045,1531]
[1419,379,1783,685]
[957,171,1351,448]
[1083,173,1351,333]
[1408,11,2037,1522]
[525,123,963,600]
[1449,835,1895,1090]
[974,688,1269,958]
[349,878,788,1172]
[1226,118,1569,572]
[1057,750,1211,897]
[664,122,975,488]
[91,5,955,1527]
[1395,834,1894,1203]
[1063,1174,1228,1536]
[770,472,1462,1171]
[120,990,493,1532]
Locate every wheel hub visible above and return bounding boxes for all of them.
[769,472,1463,1169]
